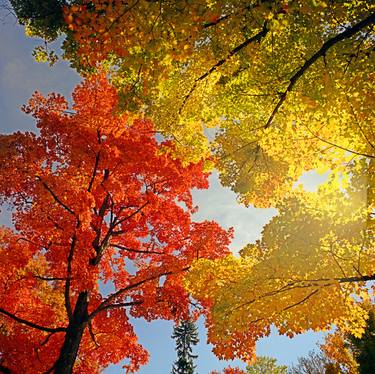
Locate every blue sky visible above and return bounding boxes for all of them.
[0,12,326,373]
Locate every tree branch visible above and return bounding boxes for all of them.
[282,289,320,312]
[36,176,76,217]
[88,322,100,348]
[95,300,143,314]
[89,267,189,319]
[303,124,375,159]
[113,201,150,228]
[87,151,101,192]
[232,273,375,313]
[65,235,77,322]
[0,308,66,333]
[111,243,164,255]
[179,22,269,114]
[265,11,375,128]
[33,274,67,282]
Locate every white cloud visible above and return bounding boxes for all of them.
[193,172,276,252]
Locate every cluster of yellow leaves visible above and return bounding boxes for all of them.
[185,166,375,361]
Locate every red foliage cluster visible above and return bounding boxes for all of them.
[0,75,232,373]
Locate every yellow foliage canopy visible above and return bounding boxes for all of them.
[185,165,375,361]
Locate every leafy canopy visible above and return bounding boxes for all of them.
[12,1,375,183]
[6,0,375,367]
[185,168,375,362]
[0,75,232,373]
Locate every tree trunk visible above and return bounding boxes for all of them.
[54,291,89,374]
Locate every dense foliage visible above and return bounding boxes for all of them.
[0,75,231,373]
[3,0,375,370]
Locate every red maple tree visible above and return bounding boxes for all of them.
[0,75,232,373]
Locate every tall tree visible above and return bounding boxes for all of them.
[185,170,375,362]
[0,75,232,373]
[171,319,199,374]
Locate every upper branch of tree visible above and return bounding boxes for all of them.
[202,0,270,29]
[303,123,375,159]
[232,273,375,313]
[33,274,67,282]
[111,243,164,255]
[36,176,77,217]
[0,308,66,333]
[87,151,101,192]
[113,201,150,228]
[179,22,269,114]
[89,267,189,319]
[96,300,143,313]
[265,11,375,128]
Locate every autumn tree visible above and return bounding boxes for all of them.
[8,1,374,178]
[185,168,375,362]
[288,351,339,374]
[246,356,287,374]
[171,319,199,374]
[322,307,375,374]
[0,75,232,373]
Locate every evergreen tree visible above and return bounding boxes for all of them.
[348,309,375,374]
[171,319,199,374]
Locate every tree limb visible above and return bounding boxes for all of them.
[89,267,189,319]
[265,11,375,128]
[179,22,269,114]
[65,235,77,322]
[111,243,164,255]
[87,151,101,192]
[36,176,76,217]
[0,308,66,333]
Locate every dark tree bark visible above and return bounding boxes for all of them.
[54,291,89,374]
